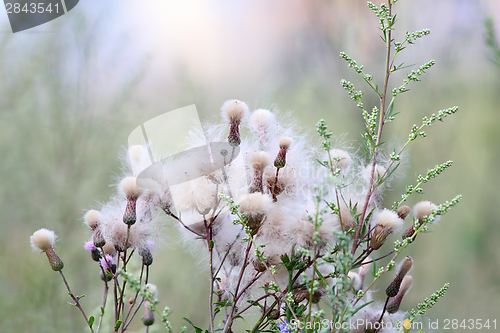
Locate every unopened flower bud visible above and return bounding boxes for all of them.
[386,257,413,297]
[397,205,411,219]
[402,224,416,240]
[387,275,413,313]
[142,300,155,326]
[91,249,101,262]
[267,308,280,320]
[252,258,266,272]
[139,248,153,266]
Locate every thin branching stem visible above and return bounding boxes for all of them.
[59,270,95,333]
[352,0,393,255]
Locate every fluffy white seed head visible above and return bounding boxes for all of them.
[362,163,387,184]
[348,272,363,291]
[339,204,358,231]
[128,145,148,165]
[413,201,439,222]
[374,209,403,233]
[279,136,293,150]
[119,177,144,200]
[30,228,57,252]
[330,149,352,172]
[250,151,270,172]
[250,109,274,130]
[84,209,101,230]
[99,200,155,252]
[239,193,272,216]
[127,145,151,176]
[171,176,217,214]
[221,99,249,124]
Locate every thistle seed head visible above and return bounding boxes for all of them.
[84,210,101,231]
[30,228,57,253]
[221,99,249,124]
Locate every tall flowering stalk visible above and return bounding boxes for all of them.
[29,1,461,332]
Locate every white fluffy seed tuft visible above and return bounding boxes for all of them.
[221,99,249,123]
[128,145,148,164]
[330,149,352,171]
[250,151,270,171]
[239,193,272,215]
[362,163,387,184]
[119,177,144,199]
[84,209,101,229]
[279,136,293,150]
[374,209,403,232]
[250,109,274,129]
[30,228,57,252]
[413,201,439,222]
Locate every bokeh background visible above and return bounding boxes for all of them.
[1,0,499,332]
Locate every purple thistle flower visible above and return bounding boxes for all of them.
[99,254,115,270]
[84,241,97,251]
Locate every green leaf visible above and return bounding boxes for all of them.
[115,320,122,330]
[377,163,400,186]
[76,294,86,300]
[100,307,105,315]
[182,317,203,333]
[352,300,376,316]
[88,316,94,326]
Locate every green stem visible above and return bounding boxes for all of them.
[59,270,95,333]
[352,0,393,255]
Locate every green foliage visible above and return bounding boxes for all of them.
[408,283,449,322]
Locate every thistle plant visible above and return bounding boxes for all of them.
[29,1,460,332]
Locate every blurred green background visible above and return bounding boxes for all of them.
[0,0,499,332]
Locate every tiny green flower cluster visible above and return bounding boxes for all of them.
[409,283,449,322]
